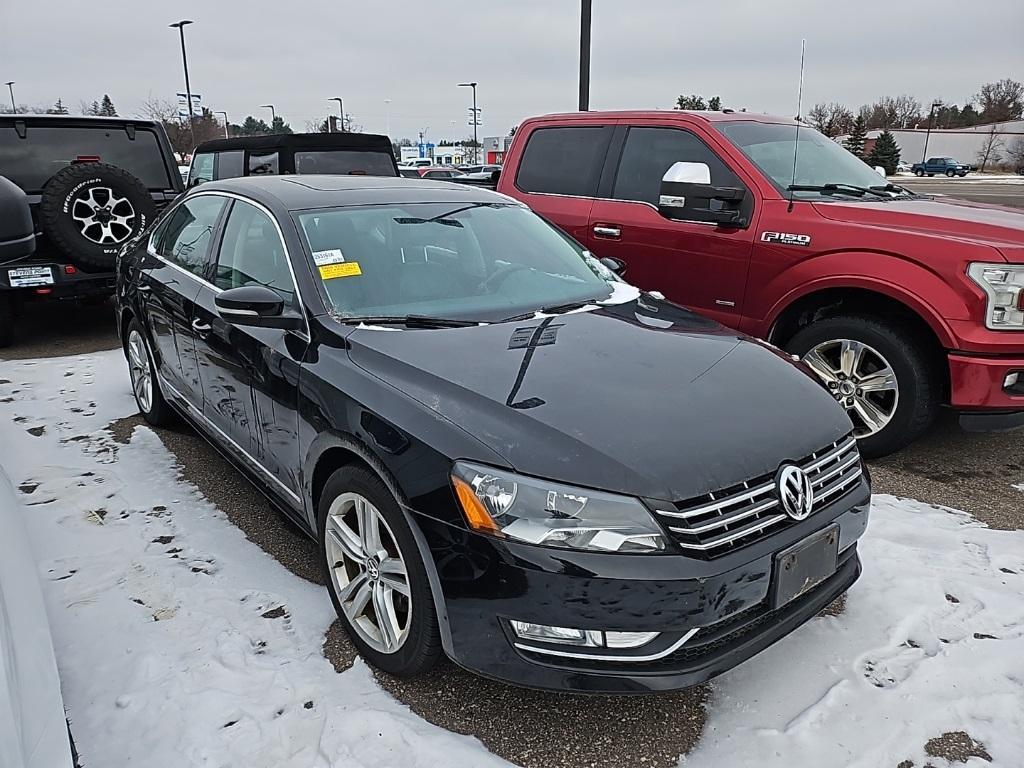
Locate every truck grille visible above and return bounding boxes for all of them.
[654,436,862,558]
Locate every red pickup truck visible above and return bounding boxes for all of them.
[494,110,1024,456]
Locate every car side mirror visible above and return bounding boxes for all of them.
[658,161,748,228]
[215,285,304,331]
[600,256,627,276]
[873,165,886,177]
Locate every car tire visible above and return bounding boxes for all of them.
[125,319,174,426]
[914,169,924,177]
[946,169,956,177]
[39,163,156,272]
[785,315,938,458]
[0,295,13,348]
[927,173,935,177]
[318,464,442,677]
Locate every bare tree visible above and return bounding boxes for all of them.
[1007,136,1024,169]
[808,102,854,137]
[975,125,1005,172]
[138,94,222,162]
[974,78,1024,123]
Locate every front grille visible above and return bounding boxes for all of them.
[655,436,862,558]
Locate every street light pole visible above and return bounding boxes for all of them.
[921,100,942,163]
[168,20,196,147]
[260,104,276,128]
[329,97,345,132]
[4,82,15,112]
[458,82,479,164]
[384,98,391,137]
[215,110,229,138]
[579,0,592,111]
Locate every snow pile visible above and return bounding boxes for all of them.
[686,495,1024,768]
[0,351,508,768]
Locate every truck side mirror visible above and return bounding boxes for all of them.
[658,161,748,228]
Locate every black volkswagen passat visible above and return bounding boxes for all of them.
[115,176,869,693]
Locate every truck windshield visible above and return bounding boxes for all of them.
[716,121,899,199]
[296,202,620,322]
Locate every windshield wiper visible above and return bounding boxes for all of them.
[499,298,604,323]
[787,183,891,198]
[337,314,481,328]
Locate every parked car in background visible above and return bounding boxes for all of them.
[495,110,1024,456]
[456,164,502,181]
[896,161,913,173]
[399,157,434,169]
[188,133,398,186]
[416,166,464,179]
[911,157,970,177]
[1,470,75,768]
[115,174,869,693]
[0,115,183,348]
[399,168,422,178]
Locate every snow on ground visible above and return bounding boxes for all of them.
[1,350,1023,767]
[0,351,509,768]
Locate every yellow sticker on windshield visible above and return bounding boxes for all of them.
[319,262,361,280]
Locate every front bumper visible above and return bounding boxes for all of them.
[416,482,870,693]
[948,352,1024,413]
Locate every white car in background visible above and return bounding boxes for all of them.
[0,471,74,768]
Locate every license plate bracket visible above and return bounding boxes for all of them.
[772,523,839,608]
[8,266,55,287]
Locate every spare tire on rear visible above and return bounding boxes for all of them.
[39,163,156,272]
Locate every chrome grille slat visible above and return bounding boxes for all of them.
[657,436,862,558]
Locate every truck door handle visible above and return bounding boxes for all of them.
[593,224,621,238]
[191,319,211,334]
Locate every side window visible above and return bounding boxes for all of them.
[612,127,742,206]
[248,151,279,176]
[214,200,296,308]
[190,153,215,184]
[215,150,244,180]
[515,126,612,197]
[155,196,226,275]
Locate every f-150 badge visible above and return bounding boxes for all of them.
[761,231,811,247]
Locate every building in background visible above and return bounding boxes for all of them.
[841,120,1024,167]
[481,135,512,165]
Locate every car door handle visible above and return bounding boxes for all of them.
[593,224,622,238]
[191,320,211,334]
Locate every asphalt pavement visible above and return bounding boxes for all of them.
[896,174,1024,208]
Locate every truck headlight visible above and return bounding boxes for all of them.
[968,263,1024,329]
[451,462,667,553]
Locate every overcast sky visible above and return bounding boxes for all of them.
[2,0,1021,141]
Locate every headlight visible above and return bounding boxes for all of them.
[968,263,1024,329]
[450,462,667,553]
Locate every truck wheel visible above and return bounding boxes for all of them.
[0,295,13,349]
[914,169,925,177]
[946,169,956,177]
[785,315,938,458]
[39,163,156,273]
[958,172,967,177]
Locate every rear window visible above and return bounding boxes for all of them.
[0,124,173,192]
[515,126,612,197]
[294,150,396,176]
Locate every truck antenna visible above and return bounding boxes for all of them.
[787,38,806,213]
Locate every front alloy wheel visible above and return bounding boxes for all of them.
[802,339,899,438]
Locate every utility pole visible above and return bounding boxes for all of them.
[458,82,479,163]
[169,20,196,147]
[329,97,345,132]
[4,82,15,112]
[921,100,942,163]
[215,110,229,138]
[579,0,592,111]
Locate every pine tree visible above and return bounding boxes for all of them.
[843,115,868,159]
[675,94,707,110]
[707,96,722,111]
[47,98,69,115]
[88,100,100,116]
[867,130,901,175]
[98,94,117,116]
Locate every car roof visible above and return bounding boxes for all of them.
[521,109,798,126]
[196,174,516,211]
[0,114,163,128]
[194,131,394,154]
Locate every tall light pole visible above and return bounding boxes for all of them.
[4,81,15,112]
[215,110,229,138]
[458,82,479,164]
[260,104,276,128]
[328,97,345,132]
[169,20,196,147]
[921,100,942,163]
[579,0,592,111]
[384,98,391,137]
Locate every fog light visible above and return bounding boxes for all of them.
[1005,372,1019,388]
[510,621,659,649]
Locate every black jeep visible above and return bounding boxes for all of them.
[0,115,183,348]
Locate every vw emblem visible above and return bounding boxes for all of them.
[366,559,380,581]
[776,465,814,521]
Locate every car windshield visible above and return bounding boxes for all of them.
[296,202,620,322]
[716,121,902,199]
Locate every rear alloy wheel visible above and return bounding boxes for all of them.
[914,169,925,176]
[125,320,174,426]
[319,465,441,676]
[946,169,956,177]
[786,315,938,457]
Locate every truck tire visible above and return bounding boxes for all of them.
[914,169,924,177]
[946,169,956,177]
[0,295,13,348]
[785,315,938,458]
[39,163,155,272]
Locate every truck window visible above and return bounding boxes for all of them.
[248,151,279,176]
[216,150,244,179]
[612,127,741,206]
[0,124,173,193]
[515,126,611,197]
[294,150,396,176]
[190,152,215,184]
[927,158,941,164]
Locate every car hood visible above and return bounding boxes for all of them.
[812,196,1024,252]
[345,300,852,502]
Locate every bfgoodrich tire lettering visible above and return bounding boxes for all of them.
[319,465,442,676]
[786,315,938,457]
[39,163,156,272]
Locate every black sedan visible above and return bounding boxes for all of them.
[115,175,870,693]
